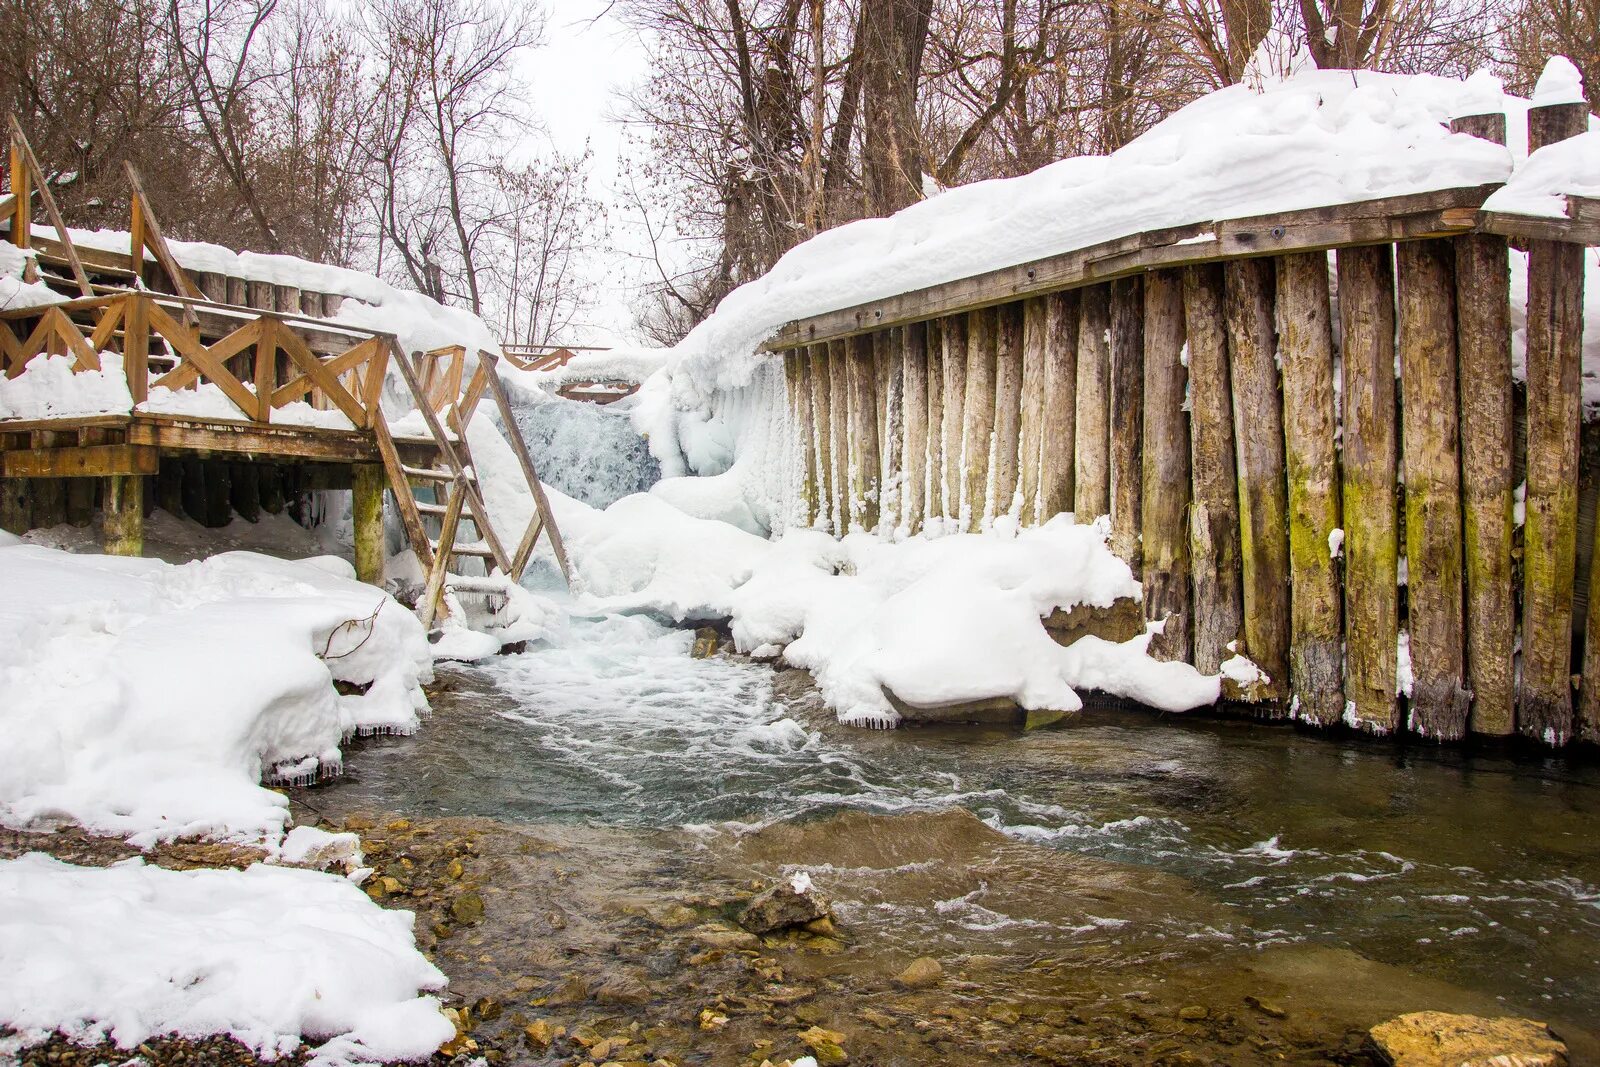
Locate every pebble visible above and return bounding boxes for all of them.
[894,956,944,989]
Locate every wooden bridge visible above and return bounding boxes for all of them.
[774,94,1600,747]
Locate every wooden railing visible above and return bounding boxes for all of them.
[0,291,392,429]
[500,343,610,373]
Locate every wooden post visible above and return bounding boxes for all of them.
[939,314,967,522]
[30,477,63,529]
[1038,290,1079,522]
[1226,258,1289,701]
[1019,297,1049,526]
[902,322,929,535]
[848,333,880,533]
[1109,277,1145,566]
[788,354,818,525]
[100,475,144,557]
[1277,252,1344,725]
[1452,111,1516,737]
[66,476,95,527]
[1183,264,1243,675]
[828,339,850,534]
[1522,98,1588,746]
[962,308,997,531]
[991,303,1024,522]
[230,462,261,523]
[877,329,904,532]
[0,476,26,534]
[1397,238,1469,739]
[352,463,386,585]
[925,321,944,530]
[808,344,835,533]
[1141,270,1190,662]
[202,460,232,528]
[259,463,285,515]
[9,135,30,248]
[123,294,149,406]
[1074,284,1112,520]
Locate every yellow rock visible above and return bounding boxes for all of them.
[697,1008,730,1032]
[1369,1011,1567,1067]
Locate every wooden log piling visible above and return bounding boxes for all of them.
[1074,285,1112,521]
[877,330,904,531]
[1037,291,1078,522]
[828,339,850,533]
[808,344,836,533]
[847,333,881,533]
[925,321,944,529]
[1108,277,1144,567]
[1140,270,1190,662]
[902,322,930,535]
[961,308,997,532]
[939,315,967,522]
[1018,297,1048,526]
[991,304,1024,522]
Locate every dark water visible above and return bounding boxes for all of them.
[321,613,1600,1042]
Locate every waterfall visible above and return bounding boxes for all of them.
[501,393,661,510]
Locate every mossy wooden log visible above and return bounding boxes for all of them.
[258,463,285,515]
[229,461,261,523]
[0,477,27,534]
[828,340,850,534]
[1140,270,1190,662]
[940,315,968,522]
[1276,252,1344,725]
[962,308,998,532]
[925,321,944,529]
[1338,246,1399,733]
[1452,111,1516,737]
[1225,257,1289,701]
[226,277,247,307]
[352,463,386,585]
[100,475,144,557]
[202,459,233,528]
[878,329,905,532]
[30,477,64,529]
[991,303,1025,522]
[1182,264,1243,675]
[791,354,818,525]
[155,459,183,517]
[65,476,95,527]
[808,344,836,533]
[1109,277,1145,567]
[847,333,881,533]
[1038,290,1079,522]
[1522,100,1589,745]
[902,322,930,535]
[1397,238,1469,740]
[1019,297,1049,525]
[1074,284,1112,520]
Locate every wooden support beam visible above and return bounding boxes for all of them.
[925,321,944,529]
[847,333,880,533]
[1140,270,1190,662]
[1225,257,1289,702]
[961,307,997,532]
[100,474,143,556]
[1108,276,1144,567]
[352,462,386,585]
[1183,264,1243,676]
[828,339,850,533]
[938,315,967,523]
[1037,290,1079,524]
[9,118,90,295]
[8,132,30,249]
[1522,99,1589,746]
[1452,112,1517,738]
[902,322,929,535]
[792,354,818,525]
[0,477,27,533]
[1018,297,1048,526]
[1074,284,1111,521]
[1277,252,1344,725]
[991,303,1024,523]
[808,344,835,533]
[877,329,904,532]
[1,443,157,478]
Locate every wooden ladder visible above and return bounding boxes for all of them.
[372,342,573,628]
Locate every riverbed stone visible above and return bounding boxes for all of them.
[894,956,943,989]
[797,1025,848,1065]
[739,879,831,934]
[693,923,762,950]
[450,890,485,924]
[1041,597,1146,646]
[1368,1012,1567,1067]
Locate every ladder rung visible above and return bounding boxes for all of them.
[402,464,472,482]
[415,501,450,515]
[445,576,510,594]
[445,541,494,558]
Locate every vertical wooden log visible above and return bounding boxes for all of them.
[925,321,944,529]
[1183,264,1244,675]
[1226,258,1290,701]
[902,322,929,535]
[352,463,387,585]
[154,460,182,517]
[66,476,95,527]
[828,339,850,535]
[991,303,1024,522]
[1074,284,1112,520]
[1141,270,1191,663]
[202,459,232,528]
[123,295,149,406]
[179,455,205,522]
[1522,99,1588,745]
[939,315,968,522]
[1452,111,1516,737]
[230,462,261,523]
[1038,291,1079,522]
[0,477,28,534]
[248,280,274,311]
[259,463,285,515]
[100,475,144,557]
[808,344,835,534]
[226,277,247,307]
[1019,297,1049,526]
[1276,252,1345,725]
[878,329,904,532]
[30,477,64,529]
[848,333,881,534]
[1397,239,1469,740]
[789,354,818,525]
[962,308,997,532]
[1109,277,1145,566]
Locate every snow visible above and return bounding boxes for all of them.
[1484,131,1600,219]
[1532,55,1585,106]
[139,381,357,430]
[0,351,132,420]
[0,545,432,846]
[0,853,451,1065]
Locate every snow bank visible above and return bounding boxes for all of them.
[0,546,432,845]
[0,351,132,420]
[1484,130,1600,218]
[0,853,450,1065]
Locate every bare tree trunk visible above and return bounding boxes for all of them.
[859,0,932,216]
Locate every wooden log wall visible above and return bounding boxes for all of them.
[780,99,1600,748]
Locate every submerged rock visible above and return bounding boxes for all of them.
[1368,1011,1567,1067]
[738,872,831,934]
[1041,597,1146,646]
[894,957,943,989]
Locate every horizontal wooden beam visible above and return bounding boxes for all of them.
[2,442,156,477]
[123,414,437,465]
[765,185,1501,351]
[0,414,131,435]
[1480,196,1600,246]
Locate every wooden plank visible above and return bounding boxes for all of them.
[877,330,904,531]
[123,292,149,405]
[938,315,966,522]
[419,480,466,628]
[154,317,265,392]
[925,321,944,528]
[1276,251,1344,725]
[478,348,573,586]
[124,416,391,463]
[808,344,836,533]
[122,162,204,304]
[1037,291,1078,522]
[10,119,91,295]
[1140,270,1190,662]
[1226,257,1289,702]
[991,303,1024,522]
[764,186,1499,351]
[9,136,29,248]
[847,333,880,533]
[1522,100,1590,745]
[0,414,131,434]
[901,322,929,535]
[371,411,434,569]
[1018,297,1048,525]
[1452,113,1517,737]
[2,443,157,477]
[961,307,997,531]
[828,339,850,531]
[1183,263,1243,675]
[1074,284,1111,520]
[1108,277,1144,566]
[1397,238,1469,739]
[145,301,257,416]
[273,323,369,427]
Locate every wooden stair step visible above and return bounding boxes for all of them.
[401,464,471,482]
[445,575,511,594]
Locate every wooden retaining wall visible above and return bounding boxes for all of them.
[775,97,1600,746]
